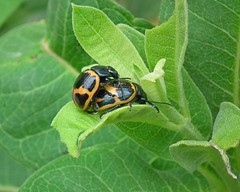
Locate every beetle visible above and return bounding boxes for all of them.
[72,65,120,111]
[92,79,172,118]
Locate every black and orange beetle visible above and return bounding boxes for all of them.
[72,65,119,111]
[92,79,172,118]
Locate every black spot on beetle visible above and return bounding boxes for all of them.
[116,87,133,101]
[74,93,89,108]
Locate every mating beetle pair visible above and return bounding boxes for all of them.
[72,65,170,117]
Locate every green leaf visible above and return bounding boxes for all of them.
[133,18,154,33]
[117,24,148,66]
[88,0,135,25]
[52,101,178,157]
[72,4,148,82]
[160,0,240,118]
[146,0,189,116]
[81,124,159,165]
[228,147,240,176]
[185,0,240,117]
[170,140,240,191]
[0,0,23,27]
[140,59,169,102]
[81,124,126,149]
[0,22,76,169]
[0,147,32,191]
[117,122,184,160]
[19,144,210,192]
[212,102,240,150]
[170,140,214,172]
[182,69,212,139]
[47,0,135,71]
[46,0,92,71]
[1,0,48,34]
[119,0,161,24]
[159,0,174,24]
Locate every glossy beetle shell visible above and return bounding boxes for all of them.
[94,80,137,111]
[72,70,100,110]
[72,65,119,111]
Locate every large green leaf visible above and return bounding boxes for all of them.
[19,144,210,192]
[116,121,184,160]
[0,0,23,27]
[72,4,148,82]
[182,69,212,138]
[160,0,240,118]
[0,22,76,169]
[81,124,159,165]
[133,18,154,33]
[47,0,135,71]
[146,0,188,116]
[0,147,32,191]
[52,101,178,157]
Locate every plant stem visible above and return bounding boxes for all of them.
[180,121,205,140]
[198,164,228,192]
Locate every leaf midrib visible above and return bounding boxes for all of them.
[41,39,79,77]
[233,21,240,106]
[175,0,190,117]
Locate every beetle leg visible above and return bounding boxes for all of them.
[100,104,122,118]
[87,102,99,114]
[128,102,133,111]
[147,101,159,113]
[128,98,138,111]
[87,106,98,114]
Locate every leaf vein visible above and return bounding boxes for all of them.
[189,10,237,43]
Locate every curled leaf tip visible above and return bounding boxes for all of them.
[141,58,166,82]
[154,58,166,75]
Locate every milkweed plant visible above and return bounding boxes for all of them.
[0,0,239,191]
